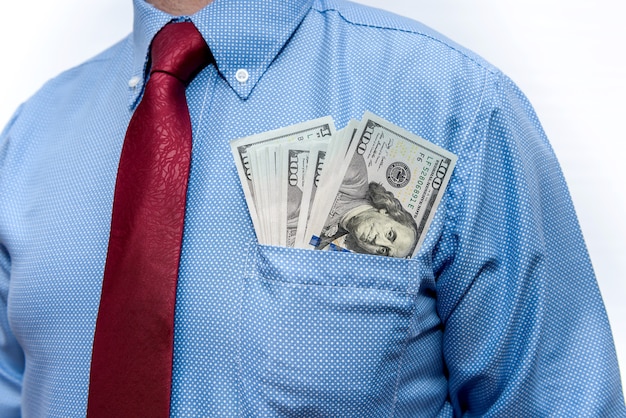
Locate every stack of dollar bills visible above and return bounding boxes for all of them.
[230,111,457,259]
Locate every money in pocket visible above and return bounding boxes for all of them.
[230,112,457,258]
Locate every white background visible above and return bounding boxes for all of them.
[1,0,624,388]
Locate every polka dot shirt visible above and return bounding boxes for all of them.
[0,0,624,416]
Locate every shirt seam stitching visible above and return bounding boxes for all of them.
[389,292,421,417]
[236,239,256,417]
[311,4,499,75]
[256,275,412,295]
[442,71,499,324]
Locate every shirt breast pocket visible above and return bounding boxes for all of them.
[238,243,423,417]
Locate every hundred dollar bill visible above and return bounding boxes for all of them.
[306,120,359,238]
[230,117,335,241]
[248,143,280,245]
[271,145,284,245]
[294,143,328,248]
[266,144,283,245]
[307,112,457,258]
[279,142,327,247]
[246,145,269,242]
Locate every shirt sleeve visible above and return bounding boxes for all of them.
[0,108,25,418]
[434,71,626,416]
[0,246,22,417]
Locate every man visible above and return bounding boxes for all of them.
[315,152,418,257]
[0,0,624,417]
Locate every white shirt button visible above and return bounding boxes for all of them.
[235,69,249,83]
[128,76,141,88]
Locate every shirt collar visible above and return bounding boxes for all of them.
[129,0,315,107]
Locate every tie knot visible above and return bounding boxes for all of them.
[149,22,213,85]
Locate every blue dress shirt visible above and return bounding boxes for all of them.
[1,0,624,416]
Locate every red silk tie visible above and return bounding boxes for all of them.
[87,22,212,417]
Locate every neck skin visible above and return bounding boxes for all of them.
[147,0,213,15]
